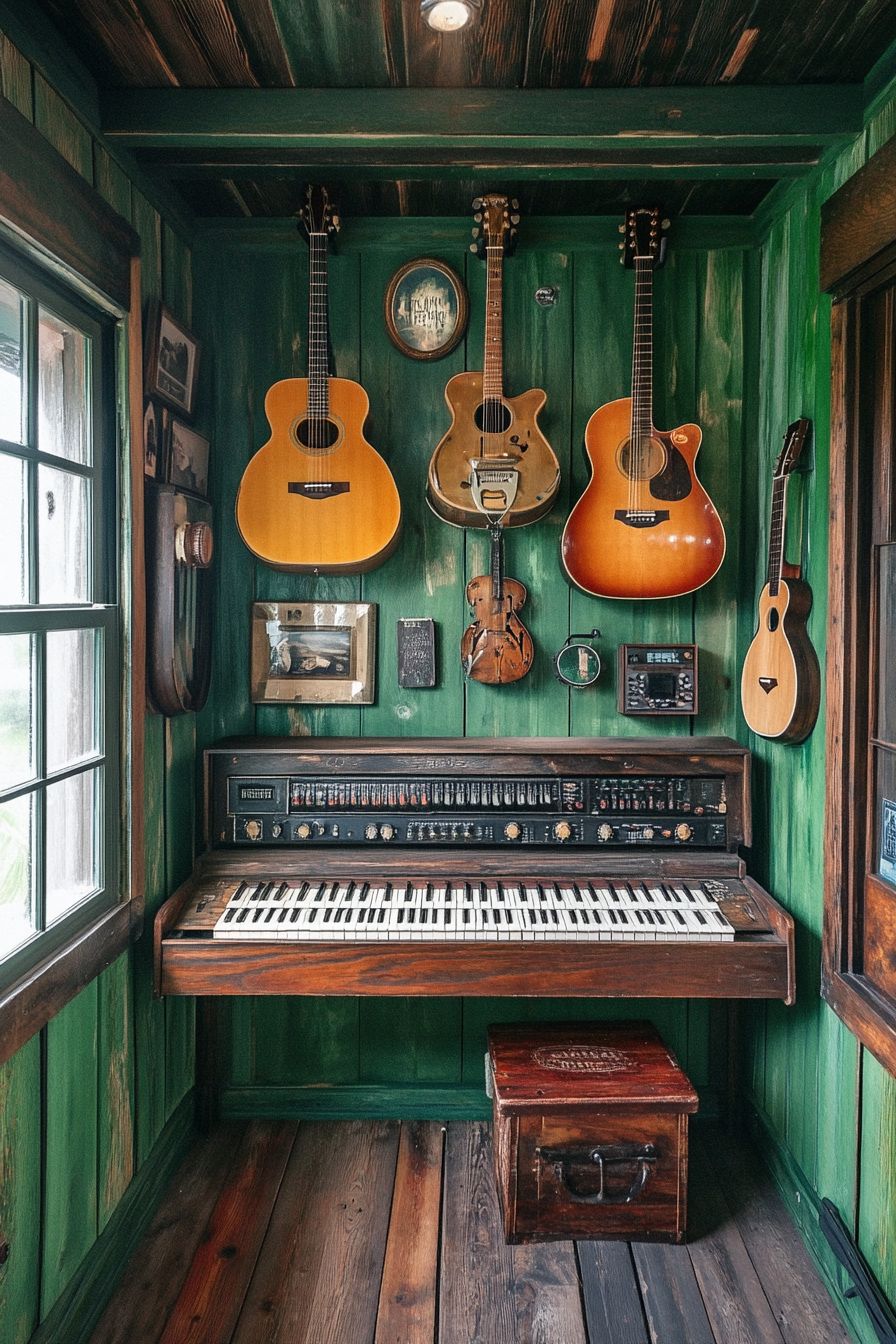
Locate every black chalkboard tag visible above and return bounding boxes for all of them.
[397,619,437,688]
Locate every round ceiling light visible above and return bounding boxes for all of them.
[421,0,481,33]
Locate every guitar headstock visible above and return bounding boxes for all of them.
[620,207,669,268]
[470,194,520,259]
[299,185,340,239]
[774,417,811,478]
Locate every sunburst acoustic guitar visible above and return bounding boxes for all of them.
[427,195,560,529]
[236,187,401,573]
[560,207,725,599]
[741,417,820,744]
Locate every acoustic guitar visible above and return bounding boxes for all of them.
[427,195,560,529]
[461,519,533,683]
[560,207,725,599]
[741,417,820,744]
[235,187,401,573]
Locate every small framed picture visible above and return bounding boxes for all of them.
[384,258,468,360]
[144,300,200,418]
[251,601,377,705]
[143,397,161,479]
[168,419,210,498]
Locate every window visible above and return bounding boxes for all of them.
[0,243,119,991]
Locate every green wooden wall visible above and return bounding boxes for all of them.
[0,31,198,1344]
[738,97,896,1344]
[193,216,748,1118]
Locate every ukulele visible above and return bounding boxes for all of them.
[741,417,820,744]
[560,207,725,599]
[427,195,560,529]
[461,520,534,683]
[235,187,401,573]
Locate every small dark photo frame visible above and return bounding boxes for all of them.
[168,419,210,498]
[143,397,162,479]
[384,258,468,360]
[144,299,200,419]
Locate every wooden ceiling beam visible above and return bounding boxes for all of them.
[100,85,862,154]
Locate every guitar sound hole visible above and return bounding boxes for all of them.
[616,436,666,480]
[475,401,512,434]
[767,609,780,632]
[292,417,340,452]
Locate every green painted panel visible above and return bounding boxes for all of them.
[42,984,99,1317]
[96,954,134,1231]
[131,191,162,302]
[816,1006,858,1213]
[134,712,167,1164]
[0,1036,40,1344]
[0,33,32,121]
[359,999,462,1085]
[858,1050,896,1305]
[32,72,91,181]
[162,222,192,327]
[92,143,131,222]
[248,997,360,1085]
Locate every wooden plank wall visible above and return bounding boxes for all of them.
[193,217,747,1119]
[741,96,896,1344]
[0,30,198,1344]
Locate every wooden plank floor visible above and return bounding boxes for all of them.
[89,1120,852,1344]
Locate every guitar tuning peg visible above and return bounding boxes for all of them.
[662,218,670,229]
[472,227,480,237]
[332,215,340,229]
[510,214,520,225]
[472,197,483,209]
[511,198,519,209]
[619,241,625,249]
[470,242,479,252]
[474,212,483,222]
[619,223,625,233]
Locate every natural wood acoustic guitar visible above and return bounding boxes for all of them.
[560,207,725,599]
[236,187,401,573]
[741,417,820,743]
[461,520,534,683]
[427,195,559,529]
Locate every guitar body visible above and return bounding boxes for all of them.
[741,577,820,743]
[560,397,726,599]
[461,574,533,683]
[236,376,401,574]
[427,372,559,528]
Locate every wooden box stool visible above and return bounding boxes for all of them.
[488,1021,698,1244]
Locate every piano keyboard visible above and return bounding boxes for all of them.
[212,879,736,942]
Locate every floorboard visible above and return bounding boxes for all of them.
[89,1118,853,1344]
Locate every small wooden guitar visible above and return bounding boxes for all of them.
[560,207,725,599]
[461,520,533,683]
[236,186,401,573]
[427,195,559,529]
[741,417,820,743]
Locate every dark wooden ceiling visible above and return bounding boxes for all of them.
[32,0,896,218]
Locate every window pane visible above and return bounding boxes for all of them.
[0,633,35,789]
[39,307,89,464]
[0,277,25,444]
[0,792,34,957]
[38,463,90,603]
[46,767,101,924]
[0,451,28,603]
[46,628,100,773]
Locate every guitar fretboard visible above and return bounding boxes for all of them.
[307,231,330,423]
[631,257,654,451]
[766,475,789,596]
[482,245,505,438]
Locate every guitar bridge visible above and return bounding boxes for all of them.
[470,464,520,517]
[288,481,350,500]
[614,509,670,529]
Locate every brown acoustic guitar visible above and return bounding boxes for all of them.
[461,520,534,683]
[560,207,725,599]
[741,417,820,744]
[427,195,560,529]
[236,187,401,573]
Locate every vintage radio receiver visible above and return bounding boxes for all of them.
[619,645,697,716]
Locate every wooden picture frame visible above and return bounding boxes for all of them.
[143,397,162,479]
[384,258,468,360]
[144,299,200,418]
[168,418,210,498]
[250,601,377,705]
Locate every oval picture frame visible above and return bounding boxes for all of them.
[384,258,469,361]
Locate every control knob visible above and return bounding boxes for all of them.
[504,822,521,841]
[675,823,693,842]
[553,821,572,841]
[295,823,312,840]
[364,824,379,841]
[597,823,614,842]
[380,824,396,841]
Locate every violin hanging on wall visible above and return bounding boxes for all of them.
[741,417,820,744]
[560,207,725,599]
[427,195,560,529]
[461,520,533,683]
[235,186,401,574]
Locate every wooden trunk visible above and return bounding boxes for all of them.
[488,1021,698,1244]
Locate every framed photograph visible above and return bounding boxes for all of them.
[251,601,377,705]
[143,397,161,479]
[384,258,468,360]
[168,419,210,498]
[145,299,200,418]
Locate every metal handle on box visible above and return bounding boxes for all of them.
[537,1143,657,1205]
